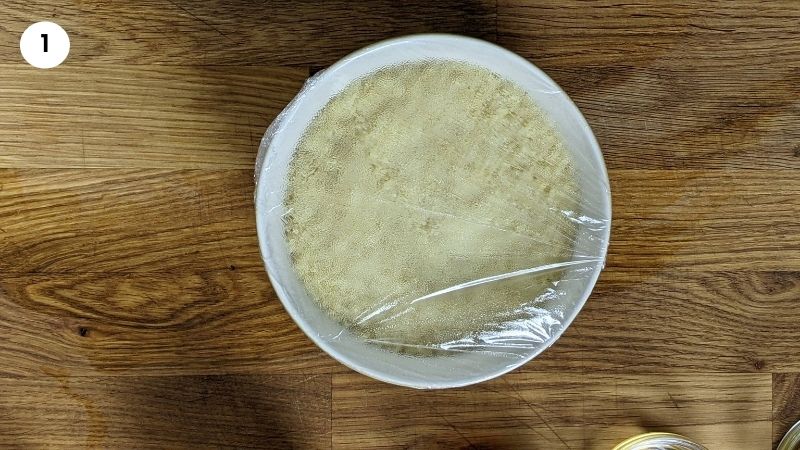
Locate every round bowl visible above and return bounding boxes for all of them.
[255,34,611,389]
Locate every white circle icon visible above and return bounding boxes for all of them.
[20,22,70,69]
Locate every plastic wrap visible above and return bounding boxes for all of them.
[255,35,611,388]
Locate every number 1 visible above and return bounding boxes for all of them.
[41,33,48,52]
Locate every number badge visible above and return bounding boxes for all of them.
[20,21,70,69]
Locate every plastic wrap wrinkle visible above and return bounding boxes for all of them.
[408,259,602,305]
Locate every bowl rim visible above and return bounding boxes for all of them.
[255,33,612,388]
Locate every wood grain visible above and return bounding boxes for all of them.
[497,1,800,171]
[1,0,798,448]
[0,272,339,377]
[2,168,794,273]
[497,0,800,70]
[1,268,799,377]
[0,168,795,378]
[0,65,306,168]
[550,67,800,170]
[0,0,496,66]
[332,372,771,449]
[0,374,331,449]
[607,170,800,271]
[524,269,800,373]
[773,373,800,448]
[0,169,261,273]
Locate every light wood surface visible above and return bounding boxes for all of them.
[1,0,798,449]
[0,374,331,449]
[333,373,771,449]
[0,66,307,168]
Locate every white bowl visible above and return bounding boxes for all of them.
[255,34,611,389]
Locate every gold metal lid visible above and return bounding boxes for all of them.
[778,420,800,450]
[613,432,708,450]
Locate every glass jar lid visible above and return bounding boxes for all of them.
[613,432,708,450]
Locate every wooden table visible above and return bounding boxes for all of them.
[1,1,798,448]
